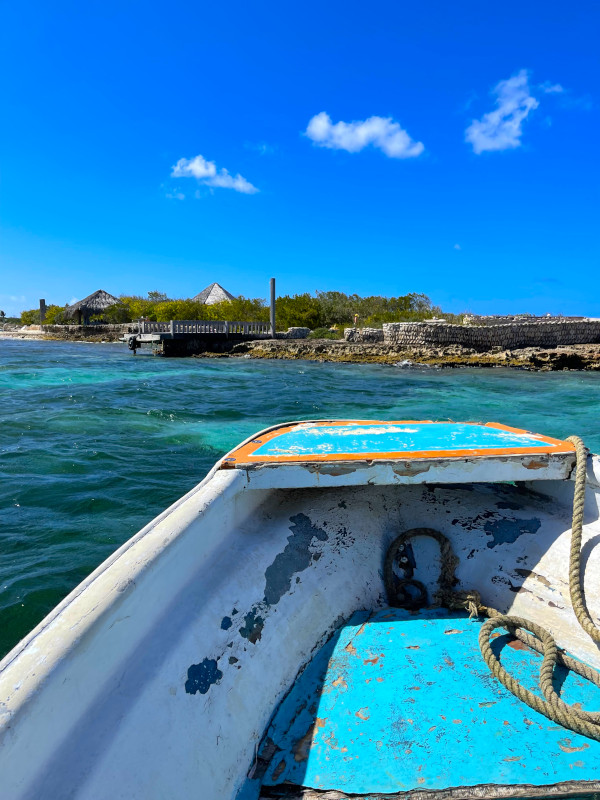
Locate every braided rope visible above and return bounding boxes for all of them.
[566,435,600,643]
[386,437,600,741]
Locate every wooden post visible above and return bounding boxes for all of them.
[39,299,46,324]
[270,277,276,339]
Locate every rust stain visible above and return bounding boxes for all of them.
[356,623,367,636]
[507,638,533,652]
[341,747,348,753]
[292,718,327,762]
[452,719,462,724]
[479,701,496,707]
[523,718,533,726]
[503,721,510,726]
[559,738,589,753]
[503,756,522,762]
[272,759,286,780]
[407,645,420,650]
[491,632,502,639]
[440,715,447,720]
[332,675,348,690]
[392,462,431,477]
[364,654,383,665]
[428,726,437,732]
[292,731,313,762]
[409,686,421,691]
[524,459,548,470]
[405,748,413,755]
[345,641,357,655]
[418,778,426,784]
[376,677,384,683]
[444,656,455,668]
[444,629,463,635]
[355,707,370,720]
[571,760,584,768]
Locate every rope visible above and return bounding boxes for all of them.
[566,435,600,643]
[385,436,600,741]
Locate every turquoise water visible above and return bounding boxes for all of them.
[1,338,600,659]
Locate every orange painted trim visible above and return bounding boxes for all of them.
[221,420,575,467]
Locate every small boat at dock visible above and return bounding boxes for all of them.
[2,420,600,799]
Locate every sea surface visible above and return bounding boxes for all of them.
[1,338,600,658]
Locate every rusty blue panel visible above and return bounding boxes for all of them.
[261,608,600,795]
[252,422,554,458]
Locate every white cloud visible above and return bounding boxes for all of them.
[454,244,461,250]
[465,70,539,154]
[305,112,424,158]
[166,191,185,200]
[171,155,258,194]
[540,82,565,94]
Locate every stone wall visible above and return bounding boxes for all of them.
[276,327,311,339]
[380,320,600,351]
[344,327,384,343]
[41,324,137,340]
[463,314,586,326]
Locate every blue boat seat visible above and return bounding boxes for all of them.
[259,608,600,798]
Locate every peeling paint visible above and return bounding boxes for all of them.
[559,738,590,753]
[306,464,358,476]
[524,458,549,470]
[263,514,328,606]
[392,462,431,477]
[239,610,264,644]
[514,568,551,588]
[184,658,223,695]
[484,516,541,548]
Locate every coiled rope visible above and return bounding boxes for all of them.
[385,435,600,741]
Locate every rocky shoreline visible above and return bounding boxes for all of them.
[4,330,600,370]
[226,339,600,371]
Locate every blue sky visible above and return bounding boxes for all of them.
[1,0,598,317]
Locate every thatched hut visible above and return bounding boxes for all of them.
[192,283,235,305]
[64,290,119,325]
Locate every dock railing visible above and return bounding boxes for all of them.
[136,319,272,337]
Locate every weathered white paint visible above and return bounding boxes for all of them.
[234,451,574,490]
[0,441,599,799]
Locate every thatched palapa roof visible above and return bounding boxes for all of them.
[192,283,235,305]
[64,290,119,320]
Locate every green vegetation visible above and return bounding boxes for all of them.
[307,327,344,340]
[21,290,462,329]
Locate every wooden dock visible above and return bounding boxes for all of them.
[124,319,272,356]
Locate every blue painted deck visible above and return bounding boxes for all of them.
[252,422,553,458]
[261,609,600,795]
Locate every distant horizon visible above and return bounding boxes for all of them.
[1,1,598,319]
